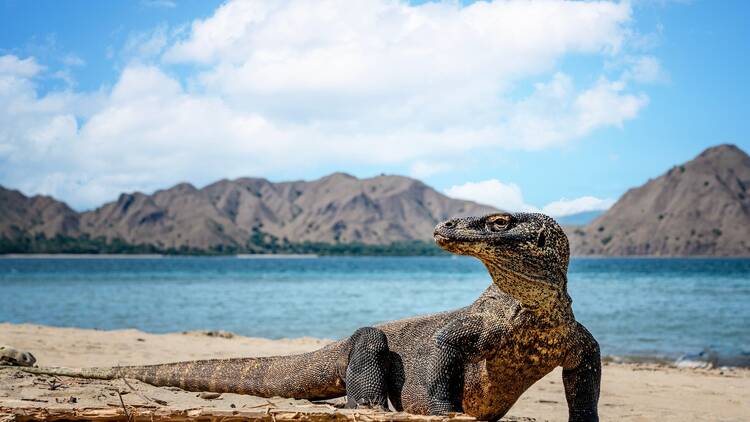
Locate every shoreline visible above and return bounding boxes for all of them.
[1,323,748,421]
[1,320,747,369]
[7,321,750,370]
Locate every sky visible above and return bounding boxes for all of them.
[0,0,748,216]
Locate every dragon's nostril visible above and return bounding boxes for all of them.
[444,221,455,228]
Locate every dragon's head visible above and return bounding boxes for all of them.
[434,213,570,308]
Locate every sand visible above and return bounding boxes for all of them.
[0,323,748,421]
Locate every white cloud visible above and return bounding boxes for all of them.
[575,77,648,133]
[0,0,657,209]
[622,55,668,83]
[497,73,648,150]
[444,179,538,213]
[444,180,613,217]
[409,161,453,179]
[123,26,170,61]
[163,0,634,131]
[542,196,615,217]
[0,55,43,77]
[61,54,85,67]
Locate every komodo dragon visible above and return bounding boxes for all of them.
[2,213,600,422]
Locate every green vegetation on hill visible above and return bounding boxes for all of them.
[0,233,447,256]
[264,239,448,256]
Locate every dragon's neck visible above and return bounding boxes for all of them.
[484,261,574,325]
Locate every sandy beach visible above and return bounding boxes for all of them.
[1,323,748,421]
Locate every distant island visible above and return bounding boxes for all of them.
[2,144,749,256]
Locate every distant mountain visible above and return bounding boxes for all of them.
[6,144,747,256]
[0,173,498,254]
[0,187,81,239]
[569,144,750,256]
[556,210,604,226]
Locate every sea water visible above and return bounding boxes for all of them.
[1,256,748,366]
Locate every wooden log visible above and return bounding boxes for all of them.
[0,369,482,422]
[1,404,479,422]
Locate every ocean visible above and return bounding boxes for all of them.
[1,256,748,367]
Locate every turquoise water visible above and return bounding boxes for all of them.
[1,257,748,365]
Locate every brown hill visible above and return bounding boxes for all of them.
[569,144,750,256]
[1,173,498,252]
[0,187,81,239]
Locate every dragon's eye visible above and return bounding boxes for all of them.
[486,214,511,232]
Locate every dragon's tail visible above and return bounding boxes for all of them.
[5,365,118,379]
[3,341,349,400]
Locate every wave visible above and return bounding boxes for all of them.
[604,348,750,368]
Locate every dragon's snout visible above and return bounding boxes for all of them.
[433,219,464,248]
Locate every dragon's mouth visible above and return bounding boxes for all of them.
[433,233,452,247]
[433,233,449,242]
[433,232,480,247]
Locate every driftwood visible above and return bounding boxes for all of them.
[1,403,480,422]
[0,369,518,422]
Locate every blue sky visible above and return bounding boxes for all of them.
[0,0,748,215]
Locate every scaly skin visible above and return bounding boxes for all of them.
[3,213,600,422]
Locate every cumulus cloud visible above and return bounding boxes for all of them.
[0,55,43,77]
[0,0,656,209]
[542,196,615,217]
[444,179,538,213]
[444,179,613,217]
[163,0,634,131]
